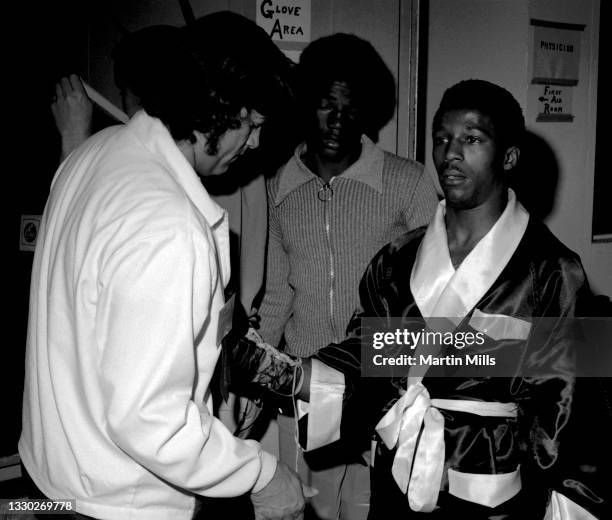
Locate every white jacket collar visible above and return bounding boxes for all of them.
[128,110,226,230]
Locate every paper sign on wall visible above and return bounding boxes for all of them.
[256,0,311,43]
[536,84,573,122]
[531,19,585,86]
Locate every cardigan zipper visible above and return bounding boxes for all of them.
[320,178,337,340]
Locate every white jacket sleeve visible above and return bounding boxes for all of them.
[98,227,275,497]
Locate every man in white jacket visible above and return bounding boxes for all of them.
[19,25,304,520]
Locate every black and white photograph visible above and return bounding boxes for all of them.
[3,1,610,519]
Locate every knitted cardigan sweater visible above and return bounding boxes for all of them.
[258,136,439,357]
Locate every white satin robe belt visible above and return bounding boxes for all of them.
[375,383,517,512]
[297,359,345,451]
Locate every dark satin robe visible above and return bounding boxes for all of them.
[306,220,608,519]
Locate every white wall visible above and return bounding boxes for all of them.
[426,0,610,295]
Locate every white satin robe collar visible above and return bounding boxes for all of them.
[410,189,529,321]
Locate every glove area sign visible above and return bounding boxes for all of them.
[256,0,311,43]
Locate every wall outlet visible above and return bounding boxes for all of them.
[20,215,41,252]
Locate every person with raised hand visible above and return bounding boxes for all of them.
[21,22,304,520]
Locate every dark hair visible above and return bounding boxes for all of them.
[182,11,296,154]
[113,25,179,98]
[112,26,217,146]
[112,14,295,154]
[432,79,525,150]
[296,33,396,140]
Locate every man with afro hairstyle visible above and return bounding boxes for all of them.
[256,33,438,520]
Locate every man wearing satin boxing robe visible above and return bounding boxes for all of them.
[233,79,607,518]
